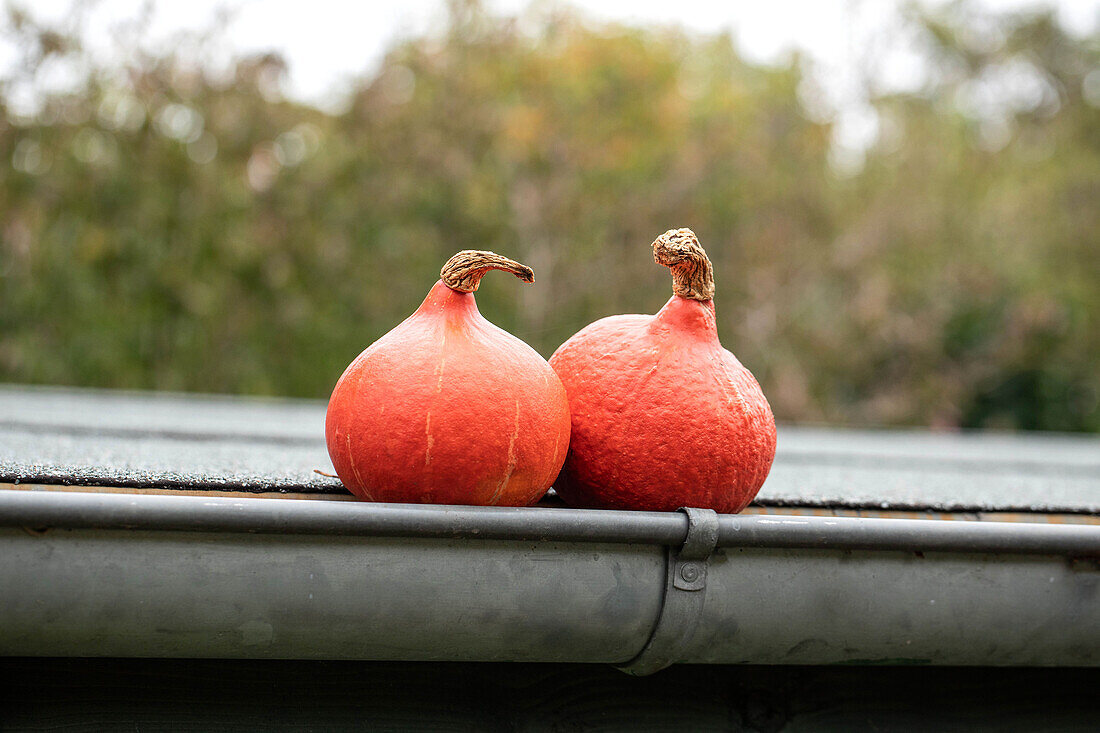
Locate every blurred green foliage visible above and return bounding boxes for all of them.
[1,2,1098,430]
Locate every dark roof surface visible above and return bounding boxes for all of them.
[2,384,1098,513]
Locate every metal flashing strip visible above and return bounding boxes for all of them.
[2,490,1099,557]
[718,514,1100,556]
[8,484,1100,523]
[0,489,687,546]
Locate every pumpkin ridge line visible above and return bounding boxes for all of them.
[489,398,521,505]
[424,411,433,467]
[346,432,371,501]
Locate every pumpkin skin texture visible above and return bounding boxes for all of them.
[549,229,776,513]
[326,251,570,506]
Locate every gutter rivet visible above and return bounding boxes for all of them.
[680,563,701,582]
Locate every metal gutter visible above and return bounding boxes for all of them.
[1,490,1099,671]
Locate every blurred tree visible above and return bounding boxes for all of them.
[842,7,1100,431]
[0,1,1096,430]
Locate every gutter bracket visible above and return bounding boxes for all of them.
[617,506,719,676]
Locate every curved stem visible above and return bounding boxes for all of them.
[440,250,534,293]
[652,228,714,301]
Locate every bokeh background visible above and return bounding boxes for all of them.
[1,0,1098,431]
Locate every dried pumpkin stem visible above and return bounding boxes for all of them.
[652,228,714,301]
[440,250,535,293]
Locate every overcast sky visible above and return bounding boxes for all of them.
[5,0,1098,161]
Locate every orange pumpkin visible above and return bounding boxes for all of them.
[550,229,776,513]
[326,250,570,506]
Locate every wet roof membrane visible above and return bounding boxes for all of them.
[1,384,1098,513]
